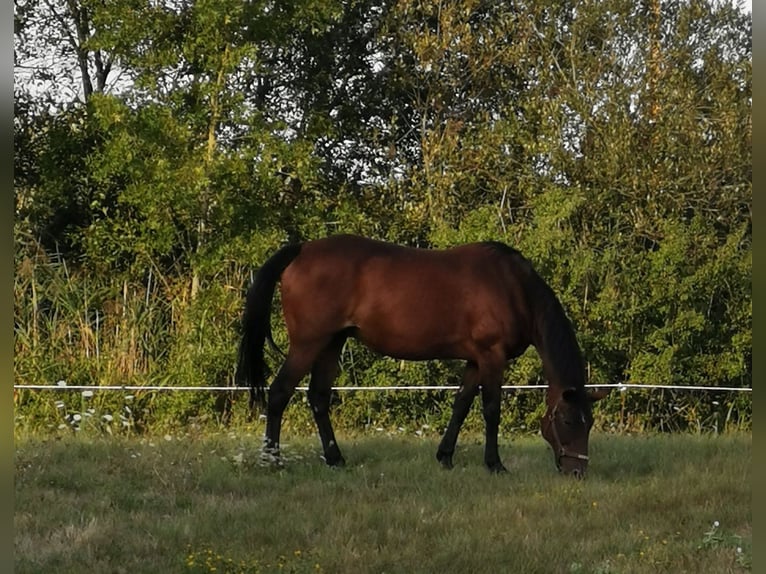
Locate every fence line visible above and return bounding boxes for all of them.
[13,383,752,393]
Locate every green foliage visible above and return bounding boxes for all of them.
[14,0,750,433]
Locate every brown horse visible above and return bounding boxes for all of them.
[236,234,609,477]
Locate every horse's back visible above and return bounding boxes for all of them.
[286,234,512,293]
[279,235,455,328]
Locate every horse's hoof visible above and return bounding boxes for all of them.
[487,461,508,474]
[436,451,454,470]
[325,455,346,468]
[261,451,284,468]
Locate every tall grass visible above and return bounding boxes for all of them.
[14,234,249,431]
[14,431,751,573]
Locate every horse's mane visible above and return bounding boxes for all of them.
[479,240,523,259]
[537,294,586,391]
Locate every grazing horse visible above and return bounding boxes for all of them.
[236,235,609,477]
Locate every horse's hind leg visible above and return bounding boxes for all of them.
[307,334,347,467]
[263,346,318,461]
[436,363,480,469]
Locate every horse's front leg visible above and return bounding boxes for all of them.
[436,363,479,469]
[480,381,507,473]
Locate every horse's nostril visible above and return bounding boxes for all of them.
[572,468,583,479]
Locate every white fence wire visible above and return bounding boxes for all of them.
[14,383,752,393]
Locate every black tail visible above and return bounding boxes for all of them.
[236,242,303,413]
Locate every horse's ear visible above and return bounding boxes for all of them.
[587,388,612,402]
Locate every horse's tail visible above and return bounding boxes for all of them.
[236,242,303,413]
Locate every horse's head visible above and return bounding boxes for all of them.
[540,387,610,479]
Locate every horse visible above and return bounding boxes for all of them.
[236,234,609,477]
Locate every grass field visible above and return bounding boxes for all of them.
[14,430,751,574]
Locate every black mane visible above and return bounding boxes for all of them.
[536,292,586,392]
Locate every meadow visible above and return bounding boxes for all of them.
[14,429,751,574]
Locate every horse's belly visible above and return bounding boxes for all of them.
[349,312,470,361]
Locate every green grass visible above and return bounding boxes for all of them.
[14,430,750,574]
